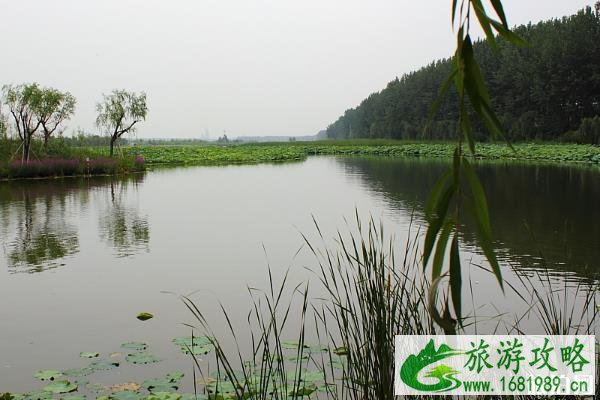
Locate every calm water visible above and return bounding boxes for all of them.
[0,156,598,392]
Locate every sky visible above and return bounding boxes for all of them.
[0,0,595,138]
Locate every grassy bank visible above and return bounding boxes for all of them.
[121,141,600,166]
[1,140,598,180]
[0,139,146,180]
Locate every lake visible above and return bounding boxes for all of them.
[1,156,598,392]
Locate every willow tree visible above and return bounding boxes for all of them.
[38,88,76,149]
[1,83,44,162]
[96,90,147,156]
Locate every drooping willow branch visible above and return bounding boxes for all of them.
[424,0,527,333]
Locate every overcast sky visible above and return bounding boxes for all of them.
[0,0,594,138]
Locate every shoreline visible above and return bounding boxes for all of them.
[1,141,599,182]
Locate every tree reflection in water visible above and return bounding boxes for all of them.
[0,174,149,272]
[98,179,150,258]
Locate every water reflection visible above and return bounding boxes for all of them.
[338,157,600,281]
[0,174,149,272]
[99,180,150,257]
[5,192,79,273]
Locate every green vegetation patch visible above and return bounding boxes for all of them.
[116,142,600,168]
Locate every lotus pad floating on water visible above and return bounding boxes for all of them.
[286,369,325,383]
[109,391,144,400]
[171,337,214,355]
[165,372,184,382]
[62,367,94,377]
[79,352,100,359]
[34,370,63,381]
[179,394,209,400]
[42,380,77,394]
[180,344,214,355]
[120,342,147,351]
[136,312,154,321]
[111,382,141,392]
[146,393,181,400]
[85,383,110,395]
[125,351,161,365]
[141,378,179,393]
[89,360,120,372]
[60,396,86,400]
[281,340,309,350]
[171,336,211,347]
[289,384,317,397]
[20,391,53,400]
[205,381,239,397]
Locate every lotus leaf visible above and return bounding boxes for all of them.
[307,345,329,354]
[205,381,238,397]
[166,372,184,382]
[85,383,110,394]
[125,352,161,365]
[289,384,317,397]
[171,337,211,347]
[281,341,303,350]
[109,391,144,400]
[89,360,119,371]
[61,396,86,400]
[79,352,100,359]
[141,378,178,393]
[146,393,181,400]
[179,394,209,400]
[136,312,154,321]
[21,391,53,400]
[120,342,147,351]
[63,367,93,377]
[111,383,140,392]
[34,370,63,381]
[179,344,214,355]
[42,380,77,394]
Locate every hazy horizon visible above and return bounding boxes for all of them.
[0,0,594,138]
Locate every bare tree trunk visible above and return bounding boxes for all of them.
[23,136,31,163]
[110,137,115,157]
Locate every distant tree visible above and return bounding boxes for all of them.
[578,116,600,144]
[326,6,600,143]
[96,90,147,156]
[37,88,76,149]
[217,134,229,143]
[1,83,44,162]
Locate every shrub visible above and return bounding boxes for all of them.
[7,159,81,178]
[85,157,118,175]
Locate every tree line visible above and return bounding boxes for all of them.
[326,5,600,144]
[0,84,148,162]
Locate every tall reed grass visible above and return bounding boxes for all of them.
[180,216,598,400]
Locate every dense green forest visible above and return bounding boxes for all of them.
[326,6,600,143]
